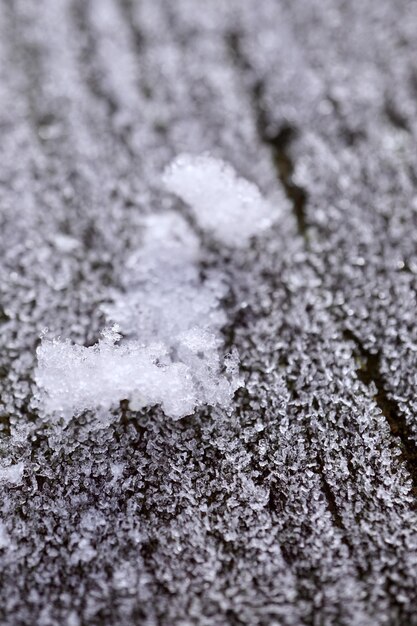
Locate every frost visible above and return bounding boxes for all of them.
[70,537,97,564]
[52,234,81,254]
[163,154,275,247]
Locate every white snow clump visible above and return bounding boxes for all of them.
[35,154,273,421]
[163,153,274,247]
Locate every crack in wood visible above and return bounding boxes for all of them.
[316,457,348,534]
[226,31,309,244]
[263,124,308,242]
[344,329,417,501]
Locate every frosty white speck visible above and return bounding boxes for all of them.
[0,462,24,485]
[0,521,10,550]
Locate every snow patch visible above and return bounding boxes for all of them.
[35,154,271,421]
[163,153,274,247]
[36,324,239,421]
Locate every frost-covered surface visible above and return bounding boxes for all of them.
[2,1,417,625]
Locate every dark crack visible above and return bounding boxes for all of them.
[71,0,118,118]
[316,458,348,536]
[384,101,410,133]
[344,329,417,501]
[264,124,308,241]
[226,31,309,244]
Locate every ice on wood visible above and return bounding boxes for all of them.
[163,154,275,247]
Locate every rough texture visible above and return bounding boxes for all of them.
[1,1,417,624]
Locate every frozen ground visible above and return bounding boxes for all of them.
[1,0,417,624]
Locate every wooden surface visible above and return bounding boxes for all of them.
[1,1,417,624]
